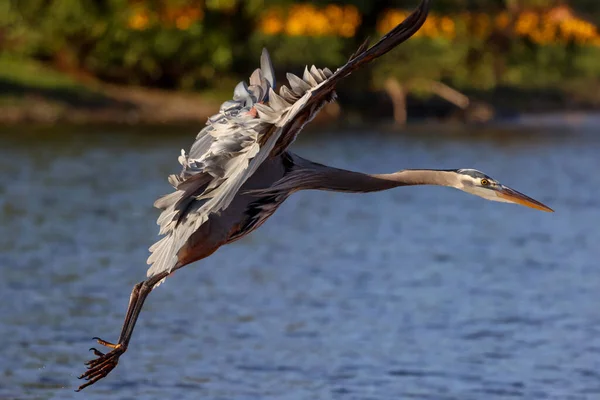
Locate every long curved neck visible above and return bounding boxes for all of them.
[278,154,460,193]
[309,167,459,193]
[247,156,461,197]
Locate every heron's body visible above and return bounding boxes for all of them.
[144,55,340,280]
[77,0,552,390]
[173,153,292,268]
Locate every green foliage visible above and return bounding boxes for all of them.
[372,36,599,93]
[0,0,599,95]
[249,34,347,69]
[0,55,110,109]
[0,55,85,90]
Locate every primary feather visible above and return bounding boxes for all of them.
[147,0,431,278]
[146,50,335,278]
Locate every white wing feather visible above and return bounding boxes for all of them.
[146,50,333,277]
[146,0,431,277]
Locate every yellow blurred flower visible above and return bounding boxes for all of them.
[285,14,305,36]
[339,22,355,38]
[495,12,510,30]
[258,3,359,37]
[325,4,343,24]
[440,16,455,38]
[176,15,192,30]
[260,11,284,35]
[342,5,361,27]
[255,4,600,46]
[161,4,204,29]
[515,12,535,35]
[377,10,409,34]
[128,7,150,30]
[420,17,439,37]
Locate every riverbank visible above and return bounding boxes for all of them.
[1,57,598,126]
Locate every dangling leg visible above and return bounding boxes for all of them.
[76,226,226,391]
[76,271,168,391]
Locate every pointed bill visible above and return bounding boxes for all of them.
[496,185,554,212]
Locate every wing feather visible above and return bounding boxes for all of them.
[261,0,430,155]
[146,0,430,277]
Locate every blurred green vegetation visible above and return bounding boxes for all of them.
[0,0,599,114]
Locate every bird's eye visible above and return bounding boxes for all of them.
[481,179,490,186]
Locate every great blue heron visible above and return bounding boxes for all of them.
[77,0,552,390]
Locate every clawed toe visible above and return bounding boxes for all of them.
[89,347,104,357]
[77,337,126,391]
[92,336,119,349]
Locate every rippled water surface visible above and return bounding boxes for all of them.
[1,122,599,400]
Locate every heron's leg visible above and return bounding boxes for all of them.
[88,281,143,350]
[77,272,168,391]
[116,281,144,344]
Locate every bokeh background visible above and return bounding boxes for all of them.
[1,0,599,123]
[1,1,600,399]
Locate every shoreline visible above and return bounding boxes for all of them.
[1,80,598,127]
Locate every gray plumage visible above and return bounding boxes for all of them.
[146,0,432,279]
[145,52,335,278]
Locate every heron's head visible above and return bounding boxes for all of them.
[454,169,553,212]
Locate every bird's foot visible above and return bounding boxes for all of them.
[76,337,126,391]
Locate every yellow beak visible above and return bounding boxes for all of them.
[496,185,554,212]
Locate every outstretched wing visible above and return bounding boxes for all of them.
[255,0,430,156]
[147,49,277,277]
[147,0,430,277]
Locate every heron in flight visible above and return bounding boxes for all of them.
[77,0,552,390]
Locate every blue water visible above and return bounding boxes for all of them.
[1,122,599,399]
